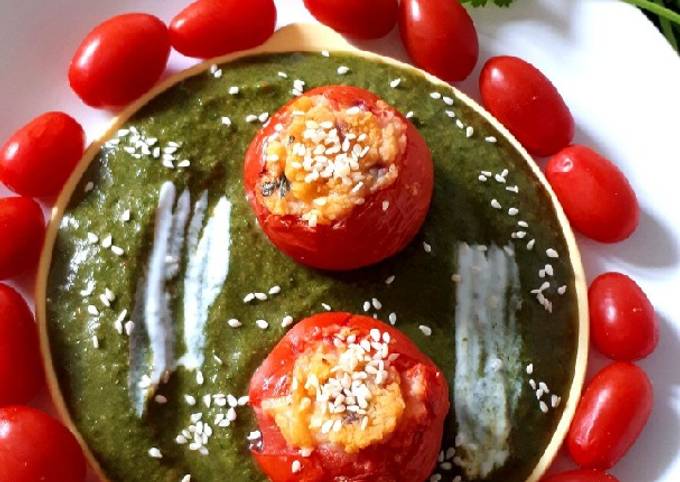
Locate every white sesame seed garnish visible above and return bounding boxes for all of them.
[526,363,534,375]
[148,447,163,459]
[281,315,294,328]
[485,136,497,143]
[181,475,191,482]
[430,92,442,99]
[419,325,433,336]
[529,379,537,390]
[155,394,168,404]
[322,303,332,311]
[526,239,536,250]
[291,460,302,473]
[120,209,131,222]
[195,371,204,385]
[423,241,432,253]
[245,114,258,123]
[465,126,474,138]
[362,301,371,312]
[443,96,454,106]
[546,248,559,258]
[405,111,414,119]
[518,220,529,228]
[87,305,99,316]
[177,160,191,168]
[256,319,269,330]
[228,86,240,96]
[258,112,269,123]
[87,233,99,244]
[390,78,402,88]
[268,285,281,295]
[506,185,520,193]
[243,293,255,303]
[221,116,232,127]
[91,336,100,349]
[84,181,94,192]
[254,292,268,301]
[124,321,135,336]
[551,395,562,408]
[491,199,502,209]
[321,50,330,57]
[371,298,382,310]
[557,285,567,295]
[111,245,125,256]
[277,71,288,79]
[101,235,113,249]
[184,394,196,406]
[508,207,519,216]
[382,200,390,211]
[337,65,350,75]
[478,175,488,182]
[385,275,395,285]
[539,401,549,413]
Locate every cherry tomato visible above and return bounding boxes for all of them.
[399,0,478,81]
[589,273,658,361]
[69,13,170,108]
[304,0,398,39]
[0,112,85,198]
[0,197,45,279]
[0,285,43,406]
[479,56,574,156]
[0,406,86,482]
[545,145,639,243]
[244,85,433,271]
[170,0,277,58]
[568,362,653,469]
[543,469,619,482]
[249,312,450,482]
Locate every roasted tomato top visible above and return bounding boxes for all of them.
[248,312,450,482]
[244,85,433,271]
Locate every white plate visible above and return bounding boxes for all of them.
[1,0,679,480]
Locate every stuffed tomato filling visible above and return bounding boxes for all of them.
[256,92,407,227]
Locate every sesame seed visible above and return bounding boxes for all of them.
[291,460,302,473]
[101,235,113,248]
[423,242,432,253]
[87,232,99,244]
[385,275,395,285]
[181,475,191,482]
[84,181,95,192]
[185,395,196,406]
[485,136,497,143]
[268,285,281,295]
[529,379,536,390]
[405,111,414,119]
[155,395,168,404]
[539,401,549,413]
[508,207,519,216]
[557,285,567,295]
[551,395,562,408]
[277,71,288,78]
[213,354,223,365]
[371,298,382,310]
[322,303,332,311]
[87,305,99,316]
[258,112,269,123]
[518,220,529,228]
[245,114,258,123]
[419,325,432,336]
[148,447,163,459]
[337,66,350,75]
[491,199,502,209]
[465,126,474,138]
[254,292,268,301]
[382,200,390,211]
[388,313,396,325]
[362,301,371,312]
[430,92,442,99]
[124,321,135,336]
[546,248,559,258]
[221,116,232,127]
[91,336,100,349]
[228,86,240,95]
[111,245,125,256]
[177,160,191,168]
[256,319,269,330]
[121,210,131,222]
[440,462,453,470]
[526,363,534,375]
[281,315,294,328]
[478,175,488,182]
[243,293,255,303]
[321,50,330,57]
[506,185,520,193]
[390,78,402,88]
[443,96,454,106]
[526,239,536,250]
[196,371,204,385]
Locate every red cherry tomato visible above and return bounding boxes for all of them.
[568,362,653,469]
[0,197,45,279]
[170,0,276,58]
[543,469,619,482]
[589,273,658,361]
[69,13,170,107]
[304,0,398,39]
[399,0,479,81]
[249,312,450,482]
[0,285,43,406]
[479,56,574,156]
[243,85,433,271]
[0,406,86,482]
[545,145,639,243]
[0,112,85,198]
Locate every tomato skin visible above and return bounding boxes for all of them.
[0,285,43,406]
[304,0,398,39]
[589,273,658,361]
[545,145,639,243]
[0,406,86,482]
[0,197,45,279]
[249,312,450,482]
[69,13,170,108]
[399,0,478,82]
[480,56,574,156]
[244,85,433,271]
[0,112,85,197]
[542,469,619,482]
[170,0,277,58]
[568,362,653,469]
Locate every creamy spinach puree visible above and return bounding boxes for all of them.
[45,52,578,482]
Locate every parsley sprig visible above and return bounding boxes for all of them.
[462,0,680,53]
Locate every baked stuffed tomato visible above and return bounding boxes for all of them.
[244,85,433,270]
[248,312,450,482]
